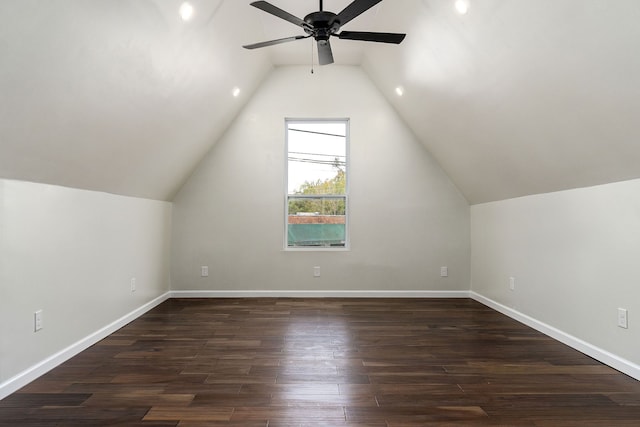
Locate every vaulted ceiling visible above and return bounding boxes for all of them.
[2,0,640,204]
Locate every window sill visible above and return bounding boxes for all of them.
[284,247,350,252]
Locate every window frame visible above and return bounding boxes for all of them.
[284,118,350,251]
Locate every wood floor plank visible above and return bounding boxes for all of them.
[1,298,639,425]
[143,406,233,422]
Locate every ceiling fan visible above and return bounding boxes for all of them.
[243,0,406,65]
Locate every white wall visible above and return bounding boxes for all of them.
[471,179,640,369]
[0,179,172,391]
[171,65,470,293]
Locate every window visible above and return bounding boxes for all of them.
[286,119,349,249]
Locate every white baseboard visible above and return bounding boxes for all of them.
[470,291,640,381]
[0,292,171,400]
[170,290,472,298]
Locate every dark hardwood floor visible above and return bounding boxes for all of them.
[1,298,639,426]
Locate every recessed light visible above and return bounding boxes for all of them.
[179,2,194,21]
[455,0,469,15]
[232,87,241,97]
[395,86,404,96]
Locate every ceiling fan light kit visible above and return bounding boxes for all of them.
[243,0,406,65]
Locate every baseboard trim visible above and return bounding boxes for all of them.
[170,290,471,299]
[0,292,171,400]
[470,291,640,381]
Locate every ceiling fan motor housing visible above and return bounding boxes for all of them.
[303,11,341,41]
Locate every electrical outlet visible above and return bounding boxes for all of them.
[618,308,628,329]
[509,277,515,291]
[201,266,209,277]
[130,277,136,293]
[34,310,43,332]
[440,266,448,277]
[313,266,321,277]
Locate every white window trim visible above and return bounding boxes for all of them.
[284,118,350,251]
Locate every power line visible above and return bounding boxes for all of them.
[289,128,346,138]
[289,151,345,159]
[288,157,346,167]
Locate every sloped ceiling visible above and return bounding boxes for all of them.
[365,0,640,203]
[0,0,272,201]
[2,0,640,203]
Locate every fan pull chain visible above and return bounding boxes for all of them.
[311,38,315,74]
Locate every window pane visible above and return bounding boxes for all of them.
[288,196,346,216]
[287,122,346,196]
[288,197,346,247]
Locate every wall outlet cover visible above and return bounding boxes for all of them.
[618,308,628,329]
[34,310,43,332]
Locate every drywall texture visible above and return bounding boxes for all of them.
[0,179,172,385]
[171,65,470,292]
[471,179,640,366]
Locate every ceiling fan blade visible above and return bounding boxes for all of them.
[250,1,309,29]
[243,35,310,49]
[317,40,334,65]
[337,31,406,44]
[336,0,383,27]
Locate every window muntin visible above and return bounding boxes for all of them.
[286,119,348,249]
